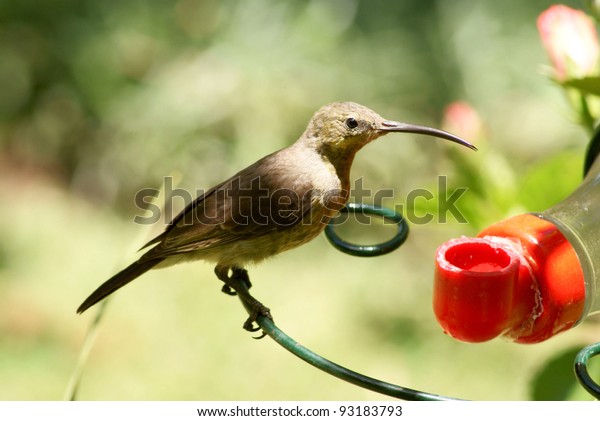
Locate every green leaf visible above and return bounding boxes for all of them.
[518,151,582,212]
[563,77,600,96]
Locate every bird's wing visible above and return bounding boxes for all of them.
[138,183,220,250]
[140,154,319,259]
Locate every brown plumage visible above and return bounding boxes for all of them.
[77,102,476,330]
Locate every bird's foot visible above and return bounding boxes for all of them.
[219,268,253,296]
[214,266,272,338]
[243,304,272,339]
[220,284,236,296]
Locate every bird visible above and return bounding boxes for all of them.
[77,102,476,332]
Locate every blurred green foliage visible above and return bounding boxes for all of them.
[0,0,586,213]
[0,0,598,400]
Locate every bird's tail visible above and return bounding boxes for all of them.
[77,259,162,314]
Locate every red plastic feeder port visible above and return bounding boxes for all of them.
[434,238,521,342]
[433,214,586,343]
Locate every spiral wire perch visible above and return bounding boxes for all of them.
[242,305,456,401]
[324,202,409,257]
[236,203,458,400]
[574,342,600,399]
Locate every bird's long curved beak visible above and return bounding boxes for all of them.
[379,120,477,151]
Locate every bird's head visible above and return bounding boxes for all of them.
[302,101,477,156]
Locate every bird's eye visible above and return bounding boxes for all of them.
[345,117,358,129]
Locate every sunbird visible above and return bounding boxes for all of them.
[77,102,476,331]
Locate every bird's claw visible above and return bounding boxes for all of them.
[253,332,268,339]
[242,304,272,339]
[215,265,272,338]
[221,284,237,296]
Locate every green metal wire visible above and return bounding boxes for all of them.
[574,341,600,399]
[235,203,456,400]
[237,298,457,401]
[324,203,409,257]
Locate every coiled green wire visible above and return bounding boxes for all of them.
[252,311,455,400]
[238,203,455,400]
[575,342,600,399]
[324,203,409,257]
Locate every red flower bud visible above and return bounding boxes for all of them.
[442,102,484,143]
[538,5,600,80]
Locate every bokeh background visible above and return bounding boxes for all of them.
[1,0,599,400]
